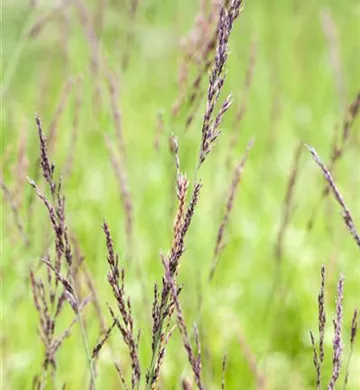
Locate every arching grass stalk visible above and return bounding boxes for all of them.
[146,1,243,388]
[29,115,97,388]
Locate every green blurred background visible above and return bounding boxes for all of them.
[2,0,360,389]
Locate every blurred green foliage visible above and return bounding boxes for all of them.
[2,0,360,389]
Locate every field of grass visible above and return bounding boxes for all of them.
[2,1,360,389]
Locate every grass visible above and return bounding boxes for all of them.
[1,0,360,389]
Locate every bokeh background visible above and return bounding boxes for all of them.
[2,0,360,389]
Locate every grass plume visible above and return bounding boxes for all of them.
[28,115,96,388]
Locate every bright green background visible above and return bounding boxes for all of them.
[2,1,360,389]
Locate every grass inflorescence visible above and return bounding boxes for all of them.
[2,0,360,389]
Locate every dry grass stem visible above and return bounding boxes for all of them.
[343,308,358,389]
[185,86,206,130]
[65,77,83,176]
[104,69,134,257]
[227,38,257,161]
[330,92,360,168]
[234,38,257,124]
[95,0,107,36]
[209,139,253,280]
[74,0,100,77]
[106,70,126,158]
[237,325,266,389]
[1,178,29,245]
[122,0,141,69]
[154,111,165,151]
[320,8,346,110]
[75,0,102,112]
[12,122,29,207]
[104,136,133,258]
[28,3,70,37]
[48,77,75,146]
[275,141,303,261]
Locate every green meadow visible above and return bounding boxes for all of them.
[2,1,359,389]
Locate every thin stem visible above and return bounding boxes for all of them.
[69,271,97,388]
[342,347,354,390]
[146,299,168,389]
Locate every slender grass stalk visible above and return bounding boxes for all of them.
[70,274,97,389]
[306,144,360,249]
[343,309,358,389]
[0,178,29,245]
